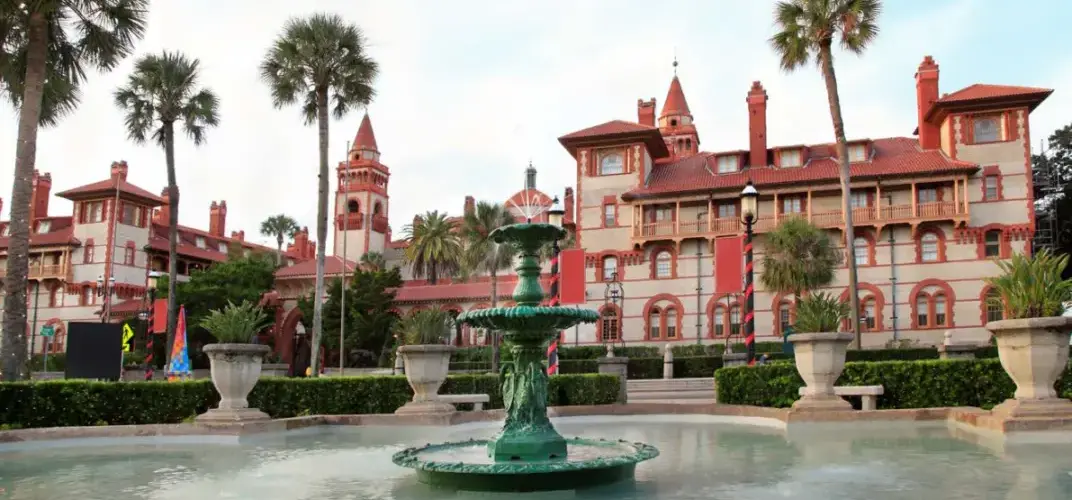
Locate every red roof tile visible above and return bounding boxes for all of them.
[925,84,1053,122]
[0,227,79,250]
[56,178,166,205]
[937,84,1053,104]
[558,120,671,159]
[275,256,355,279]
[660,76,692,118]
[559,120,656,140]
[622,137,978,200]
[394,275,551,303]
[353,113,378,151]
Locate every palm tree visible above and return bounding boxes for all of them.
[403,211,462,285]
[115,51,220,361]
[260,13,378,377]
[770,0,881,349]
[462,201,517,373]
[0,1,147,381]
[260,214,300,265]
[360,251,386,271]
[760,218,842,301]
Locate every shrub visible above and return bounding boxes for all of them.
[0,374,619,428]
[395,309,454,345]
[793,292,850,333]
[199,301,271,343]
[714,358,1071,410]
[985,249,1072,319]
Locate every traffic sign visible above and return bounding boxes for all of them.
[40,325,55,338]
[122,324,135,352]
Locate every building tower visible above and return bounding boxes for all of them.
[658,60,700,158]
[334,113,390,262]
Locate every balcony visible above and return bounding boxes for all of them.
[371,214,389,233]
[0,263,66,280]
[632,201,968,244]
[335,212,365,231]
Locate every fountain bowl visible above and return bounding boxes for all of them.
[391,437,659,492]
[457,305,599,334]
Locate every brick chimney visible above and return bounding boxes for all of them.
[747,81,768,167]
[464,195,475,215]
[110,160,128,181]
[288,226,315,259]
[31,170,51,219]
[637,98,656,127]
[154,187,170,224]
[230,230,245,241]
[916,55,940,150]
[563,187,575,225]
[209,200,227,236]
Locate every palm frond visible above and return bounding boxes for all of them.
[759,218,841,295]
[985,249,1072,319]
[113,50,219,147]
[793,292,850,333]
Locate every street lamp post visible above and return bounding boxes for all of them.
[739,181,759,366]
[96,275,116,323]
[546,196,565,374]
[141,271,161,380]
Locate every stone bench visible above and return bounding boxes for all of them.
[439,394,491,411]
[799,385,884,411]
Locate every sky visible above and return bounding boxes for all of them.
[1,0,1070,250]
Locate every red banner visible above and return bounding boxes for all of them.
[714,236,744,294]
[152,298,167,333]
[559,248,586,305]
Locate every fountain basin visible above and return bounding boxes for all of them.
[391,437,659,492]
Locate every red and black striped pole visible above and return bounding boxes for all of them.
[546,238,561,375]
[744,216,756,366]
[144,297,154,381]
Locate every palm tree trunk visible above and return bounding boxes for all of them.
[276,234,284,266]
[164,121,181,363]
[819,43,861,349]
[309,88,330,377]
[0,12,48,381]
[489,270,499,374]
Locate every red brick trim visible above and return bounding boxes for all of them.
[908,278,956,329]
[981,165,1004,201]
[840,282,885,332]
[642,293,685,340]
[649,245,677,279]
[914,226,947,263]
[973,223,1013,259]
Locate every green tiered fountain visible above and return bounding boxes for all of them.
[392,223,659,492]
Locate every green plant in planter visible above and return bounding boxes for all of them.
[792,292,850,333]
[985,250,1072,319]
[199,301,270,343]
[395,309,453,345]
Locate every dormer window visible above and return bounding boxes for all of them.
[600,154,624,175]
[2,225,8,236]
[218,242,228,253]
[847,144,867,162]
[973,116,1002,143]
[196,237,206,248]
[779,149,802,167]
[716,155,739,174]
[36,221,51,233]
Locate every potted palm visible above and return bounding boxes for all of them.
[788,292,854,411]
[394,309,457,414]
[985,250,1072,418]
[195,301,272,423]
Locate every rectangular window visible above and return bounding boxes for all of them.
[603,204,616,227]
[219,242,228,253]
[649,317,660,340]
[717,155,739,174]
[779,305,791,333]
[985,176,999,200]
[935,297,947,326]
[84,202,104,223]
[847,144,867,162]
[654,207,673,222]
[714,312,724,337]
[862,302,876,330]
[849,191,869,209]
[124,247,134,266]
[984,231,1001,258]
[83,245,95,264]
[717,203,736,219]
[782,197,803,214]
[36,220,51,233]
[918,188,938,204]
[196,237,206,248]
[602,257,618,282]
[666,311,677,338]
[854,237,869,265]
[120,203,139,226]
[779,149,801,167]
[730,307,741,335]
[916,298,929,327]
[973,116,1001,143]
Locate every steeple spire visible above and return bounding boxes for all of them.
[352,112,379,153]
[660,74,692,120]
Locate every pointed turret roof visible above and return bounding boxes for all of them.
[660,76,692,119]
[352,113,379,151]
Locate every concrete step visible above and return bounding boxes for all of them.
[628,389,714,400]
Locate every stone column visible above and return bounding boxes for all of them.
[598,345,629,404]
[663,343,674,379]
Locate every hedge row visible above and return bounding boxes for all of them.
[714,359,1072,410]
[0,373,619,429]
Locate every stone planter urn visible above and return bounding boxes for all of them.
[986,317,1072,418]
[789,332,854,411]
[395,344,456,415]
[196,343,272,423]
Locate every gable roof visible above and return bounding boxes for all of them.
[56,178,166,205]
[558,120,670,159]
[925,84,1053,122]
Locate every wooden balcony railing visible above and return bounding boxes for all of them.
[371,214,389,233]
[633,201,965,241]
[0,264,65,279]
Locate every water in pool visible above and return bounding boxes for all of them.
[1,415,1070,499]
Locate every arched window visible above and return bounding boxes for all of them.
[600,307,620,341]
[984,230,1001,258]
[347,199,360,214]
[648,307,661,339]
[934,294,948,326]
[713,306,725,337]
[81,286,92,306]
[655,251,672,279]
[729,306,741,335]
[665,308,678,339]
[985,289,1005,323]
[854,236,870,266]
[600,154,624,175]
[778,302,793,334]
[373,201,383,215]
[916,294,930,327]
[670,119,678,127]
[602,256,618,281]
[921,232,940,262]
[861,297,877,331]
[685,138,692,151]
